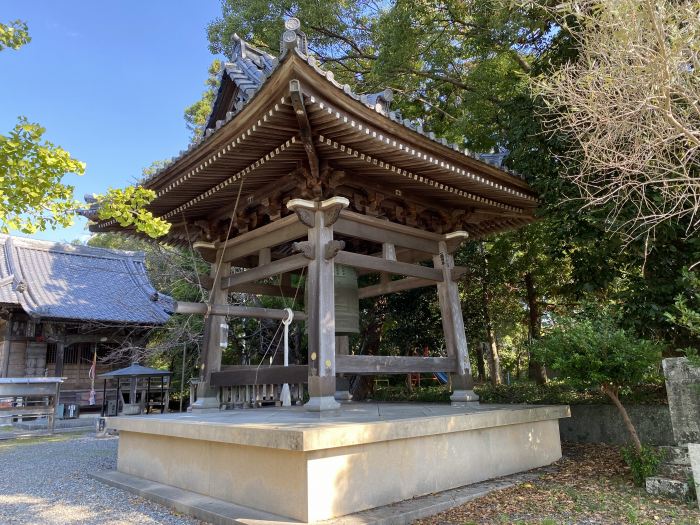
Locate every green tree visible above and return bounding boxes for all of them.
[184,60,222,139]
[197,0,696,375]
[0,20,170,238]
[0,20,30,51]
[532,317,661,452]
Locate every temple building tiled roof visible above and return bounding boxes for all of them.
[0,235,173,325]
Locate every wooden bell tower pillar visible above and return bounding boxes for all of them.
[433,240,479,404]
[288,197,348,411]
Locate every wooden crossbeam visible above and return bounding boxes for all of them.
[358,276,435,299]
[227,282,301,297]
[173,301,306,321]
[334,251,443,282]
[334,214,440,254]
[220,214,307,263]
[221,253,310,290]
[335,355,456,374]
[211,365,308,387]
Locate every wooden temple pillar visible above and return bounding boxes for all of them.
[191,253,230,410]
[288,197,348,411]
[433,240,479,404]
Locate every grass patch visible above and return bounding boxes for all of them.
[0,429,90,451]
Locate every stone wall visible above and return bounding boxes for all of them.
[559,404,674,446]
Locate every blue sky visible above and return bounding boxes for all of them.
[1,1,222,242]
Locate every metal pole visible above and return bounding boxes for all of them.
[160,376,165,414]
[180,343,186,413]
[146,377,151,414]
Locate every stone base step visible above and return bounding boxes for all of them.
[658,463,692,480]
[658,445,690,465]
[646,476,690,500]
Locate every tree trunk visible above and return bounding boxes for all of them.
[479,243,501,386]
[602,384,642,453]
[350,297,388,400]
[475,341,487,381]
[525,272,548,385]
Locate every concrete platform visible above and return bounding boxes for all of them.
[106,403,569,522]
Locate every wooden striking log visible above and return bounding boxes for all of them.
[334,251,443,282]
[358,276,435,299]
[173,301,306,321]
[211,365,308,386]
[220,253,310,290]
[335,355,456,374]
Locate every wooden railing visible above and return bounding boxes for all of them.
[0,378,63,433]
[212,365,307,408]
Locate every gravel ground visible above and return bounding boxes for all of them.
[0,432,201,525]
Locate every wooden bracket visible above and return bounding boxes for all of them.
[292,241,315,260]
[286,197,350,227]
[291,206,315,227]
[324,240,345,260]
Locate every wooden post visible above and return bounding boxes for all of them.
[54,341,65,378]
[191,253,230,411]
[288,197,348,411]
[0,318,11,377]
[334,335,352,401]
[433,240,479,404]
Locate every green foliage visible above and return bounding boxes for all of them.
[475,380,667,406]
[95,187,170,238]
[0,117,84,233]
[0,20,30,51]
[0,117,170,236]
[188,0,700,380]
[665,269,700,347]
[0,23,169,239]
[370,384,451,403]
[621,445,664,487]
[183,60,222,139]
[531,317,662,392]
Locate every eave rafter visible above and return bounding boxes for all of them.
[316,135,525,215]
[306,96,537,205]
[289,79,319,179]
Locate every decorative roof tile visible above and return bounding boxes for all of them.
[0,235,172,325]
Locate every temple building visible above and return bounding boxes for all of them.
[0,235,172,405]
[92,20,567,523]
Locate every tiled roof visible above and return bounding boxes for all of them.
[142,18,524,188]
[0,235,173,325]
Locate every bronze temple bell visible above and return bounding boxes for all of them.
[333,264,360,334]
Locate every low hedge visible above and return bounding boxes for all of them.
[368,380,666,405]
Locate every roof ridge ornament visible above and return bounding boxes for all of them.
[280,17,308,57]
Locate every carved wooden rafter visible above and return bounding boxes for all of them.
[289,79,320,181]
